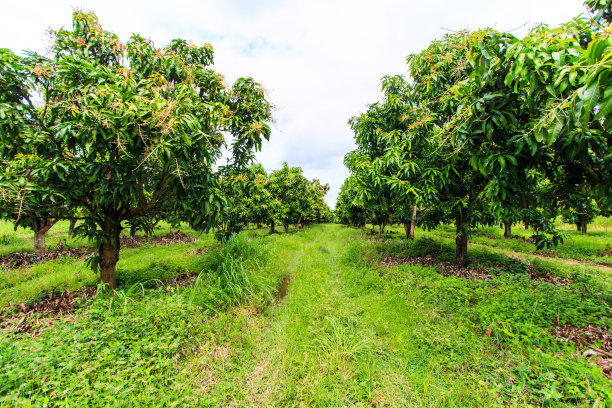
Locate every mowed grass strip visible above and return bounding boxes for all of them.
[220,225,509,407]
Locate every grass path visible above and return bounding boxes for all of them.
[208,225,508,407]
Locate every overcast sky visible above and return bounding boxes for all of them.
[1,0,587,206]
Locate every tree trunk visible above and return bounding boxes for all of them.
[284,222,289,233]
[32,218,56,253]
[403,222,410,239]
[257,223,261,229]
[380,222,386,234]
[68,218,77,235]
[576,223,581,232]
[144,216,160,239]
[409,204,417,239]
[144,216,152,239]
[455,211,468,267]
[99,219,121,290]
[524,221,529,230]
[34,230,47,253]
[270,220,276,233]
[503,221,512,238]
[581,222,587,235]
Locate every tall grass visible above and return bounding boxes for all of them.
[187,236,272,312]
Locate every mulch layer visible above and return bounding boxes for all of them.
[481,233,536,244]
[380,255,570,285]
[0,231,197,270]
[166,272,202,288]
[553,324,612,380]
[0,246,94,270]
[120,231,196,248]
[0,286,97,337]
[597,244,612,257]
[0,231,201,335]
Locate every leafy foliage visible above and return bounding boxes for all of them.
[0,11,273,287]
[341,1,611,264]
[267,163,332,233]
[215,163,332,241]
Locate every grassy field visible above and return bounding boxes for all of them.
[0,222,611,406]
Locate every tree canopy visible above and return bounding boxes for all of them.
[341,0,611,264]
[0,11,273,287]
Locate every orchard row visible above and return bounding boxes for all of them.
[338,0,611,265]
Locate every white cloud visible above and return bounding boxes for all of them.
[1,0,586,206]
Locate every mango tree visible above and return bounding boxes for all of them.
[268,163,312,232]
[0,154,67,252]
[560,187,599,234]
[246,165,279,230]
[344,31,494,263]
[335,176,369,228]
[307,179,332,225]
[0,12,273,288]
[0,45,73,252]
[402,31,499,266]
[345,75,426,237]
[470,10,611,218]
[216,164,279,240]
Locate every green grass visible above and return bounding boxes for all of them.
[405,226,612,288]
[0,224,611,406]
[0,219,205,255]
[236,227,504,406]
[0,220,85,255]
[0,222,215,306]
[365,217,612,286]
[412,217,612,266]
[0,232,284,407]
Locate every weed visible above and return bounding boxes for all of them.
[197,235,265,271]
[187,236,272,312]
[0,234,14,245]
[310,317,377,362]
[409,237,442,257]
[501,258,531,274]
[115,261,190,288]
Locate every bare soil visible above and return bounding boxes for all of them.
[275,275,293,303]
